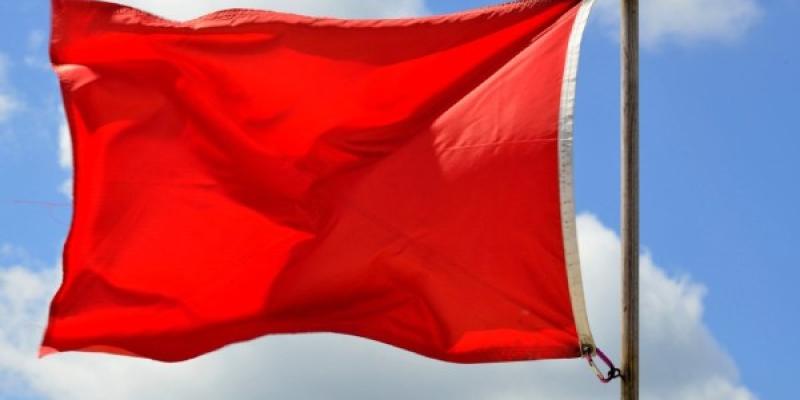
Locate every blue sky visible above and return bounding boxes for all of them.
[0,0,795,399]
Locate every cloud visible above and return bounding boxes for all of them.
[111,0,427,20]
[593,0,763,47]
[24,30,51,70]
[27,30,46,50]
[57,117,73,199]
[58,179,73,200]
[0,244,32,265]
[0,215,756,400]
[0,54,21,123]
[0,96,17,123]
[58,120,71,170]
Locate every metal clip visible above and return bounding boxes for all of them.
[584,347,622,383]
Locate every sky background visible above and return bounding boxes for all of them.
[0,0,796,399]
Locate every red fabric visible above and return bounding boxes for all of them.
[44,0,584,363]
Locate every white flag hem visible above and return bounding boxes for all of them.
[558,0,596,354]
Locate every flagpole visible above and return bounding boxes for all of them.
[620,0,639,400]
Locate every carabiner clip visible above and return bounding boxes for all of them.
[584,347,622,383]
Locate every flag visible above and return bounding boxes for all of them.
[44,0,596,363]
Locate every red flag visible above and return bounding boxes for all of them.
[44,0,595,363]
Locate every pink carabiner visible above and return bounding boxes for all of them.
[585,347,622,383]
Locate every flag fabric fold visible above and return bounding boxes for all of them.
[44,0,595,363]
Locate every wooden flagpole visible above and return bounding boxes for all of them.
[620,0,639,400]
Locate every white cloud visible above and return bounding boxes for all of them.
[58,179,73,200]
[111,0,427,20]
[593,0,763,47]
[0,244,31,264]
[58,119,71,170]
[27,30,46,50]
[0,215,755,400]
[0,96,18,123]
[57,117,73,199]
[0,54,21,123]
[24,30,51,70]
